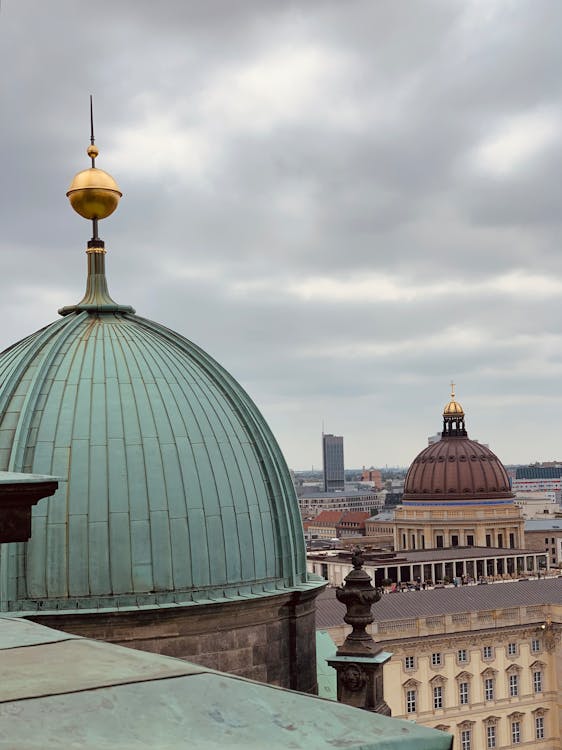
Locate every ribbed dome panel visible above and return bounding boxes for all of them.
[0,312,306,611]
[403,436,513,503]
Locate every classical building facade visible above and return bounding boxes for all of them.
[317,579,562,749]
[394,389,525,553]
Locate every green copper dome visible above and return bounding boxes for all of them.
[0,298,308,611]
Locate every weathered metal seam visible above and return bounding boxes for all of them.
[129,316,304,586]
[119,319,175,591]
[109,317,152,594]
[12,313,90,472]
[0,316,77,425]
[132,322,262,585]
[148,316,301,582]
[1,314,88,609]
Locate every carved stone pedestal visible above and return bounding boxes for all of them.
[328,653,391,714]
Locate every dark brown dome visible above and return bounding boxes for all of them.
[403,436,514,503]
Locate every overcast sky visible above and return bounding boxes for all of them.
[1,1,562,469]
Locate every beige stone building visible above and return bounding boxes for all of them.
[317,578,562,749]
[515,492,559,519]
[525,520,562,569]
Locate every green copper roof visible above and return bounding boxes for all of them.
[0,307,308,611]
[0,617,452,750]
[315,630,337,701]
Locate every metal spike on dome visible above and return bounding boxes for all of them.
[66,95,122,241]
[59,100,134,316]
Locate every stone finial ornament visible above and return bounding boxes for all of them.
[336,546,382,656]
[328,547,391,715]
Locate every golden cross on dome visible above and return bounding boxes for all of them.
[450,381,455,399]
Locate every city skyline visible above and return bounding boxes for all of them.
[2,3,562,468]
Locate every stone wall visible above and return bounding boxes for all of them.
[27,587,321,694]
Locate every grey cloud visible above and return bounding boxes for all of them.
[2,1,562,466]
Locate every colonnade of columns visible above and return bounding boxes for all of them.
[369,552,546,587]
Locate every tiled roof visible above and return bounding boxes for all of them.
[310,510,344,524]
[316,578,562,629]
[339,511,370,523]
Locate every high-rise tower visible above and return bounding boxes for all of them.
[322,433,345,492]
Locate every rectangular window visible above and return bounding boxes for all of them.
[457,648,468,663]
[459,681,469,705]
[461,729,471,750]
[486,725,496,749]
[533,670,543,693]
[509,673,519,697]
[485,678,494,701]
[511,720,521,744]
[467,534,474,546]
[483,645,493,659]
[404,656,415,670]
[532,639,541,653]
[431,652,442,666]
[509,532,515,548]
[433,685,443,709]
[436,535,444,548]
[535,716,545,740]
[406,689,416,714]
[486,534,492,547]
[507,642,517,656]
[451,534,459,547]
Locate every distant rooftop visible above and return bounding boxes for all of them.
[525,519,562,530]
[516,466,562,479]
[367,511,395,522]
[316,578,562,629]
[300,490,382,499]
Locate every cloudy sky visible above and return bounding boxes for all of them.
[1,1,562,469]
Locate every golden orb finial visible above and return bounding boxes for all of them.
[66,96,122,224]
[66,167,122,220]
